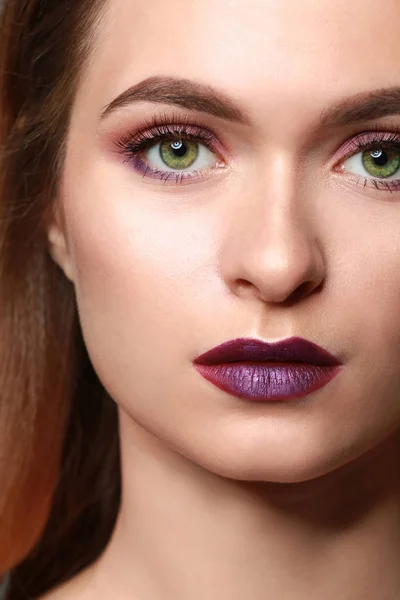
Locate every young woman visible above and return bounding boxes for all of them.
[2,0,400,598]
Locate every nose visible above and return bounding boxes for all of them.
[218,183,326,306]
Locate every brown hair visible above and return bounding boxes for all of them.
[0,1,121,598]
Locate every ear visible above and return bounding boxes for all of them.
[47,205,74,283]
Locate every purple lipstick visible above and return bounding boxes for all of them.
[193,337,343,402]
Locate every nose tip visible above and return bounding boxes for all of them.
[235,260,324,306]
[220,214,326,306]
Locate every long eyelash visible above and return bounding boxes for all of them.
[115,115,400,191]
[342,123,400,192]
[345,128,400,154]
[114,111,218,161]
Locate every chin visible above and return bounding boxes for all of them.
[178,439,351,485]
[204,433,397,489]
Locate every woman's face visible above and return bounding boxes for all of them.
[51,0,400,482]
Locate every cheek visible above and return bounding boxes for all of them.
[328,206,400,388]
[60,167,219,404]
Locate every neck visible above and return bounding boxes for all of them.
[86,414,400,600]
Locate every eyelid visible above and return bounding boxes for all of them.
[126,129,224,170]
[109,114,400,190]
[330,126,400,166]
[110,110,238,163]
[112,119,234,185]
[327,127,400,193]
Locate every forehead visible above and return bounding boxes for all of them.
[77,0,400,128]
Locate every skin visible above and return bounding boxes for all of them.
[42,0,400,598]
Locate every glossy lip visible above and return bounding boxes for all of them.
[192,337,343,402]
[193,336,342,367]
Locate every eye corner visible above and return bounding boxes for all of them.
[331,159,346,174]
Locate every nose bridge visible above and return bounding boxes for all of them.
[219,168,325,304]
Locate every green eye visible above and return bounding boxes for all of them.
[362,147,400,178]
[159,139,199,170]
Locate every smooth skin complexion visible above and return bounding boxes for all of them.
[44,0,400,598]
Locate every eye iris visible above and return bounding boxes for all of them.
[362,147,400,178]
[159,138,199,169]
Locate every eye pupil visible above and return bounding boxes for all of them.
[370,149,387,166]
[170,140,187,157]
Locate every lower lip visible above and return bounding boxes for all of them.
[193,362,342,402]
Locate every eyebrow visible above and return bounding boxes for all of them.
[100,75,250,124]
[100,75,400,130]
[319,86,400,127]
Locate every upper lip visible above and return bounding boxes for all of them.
[193,337,342,367]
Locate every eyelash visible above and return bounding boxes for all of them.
[335,124,400,192]
[114,112,225,185]
[114,115,400,191]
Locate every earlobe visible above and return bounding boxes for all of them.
[47,220,74,283]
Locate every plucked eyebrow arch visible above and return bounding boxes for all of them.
[100,76,400,131]
[100,75,250,124]
[319,86,400,128]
